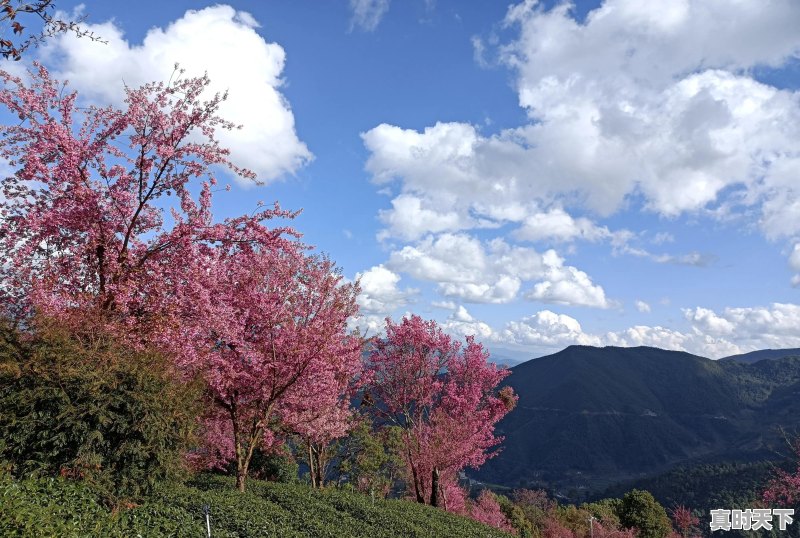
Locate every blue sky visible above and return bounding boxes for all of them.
[5,0,800,360]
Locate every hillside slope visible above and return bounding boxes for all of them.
[476,346,800,494]
[721,348,800,364]
[0,473,513,538]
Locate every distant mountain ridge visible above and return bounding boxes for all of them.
[475,345,800,496]
[721,348,800,364]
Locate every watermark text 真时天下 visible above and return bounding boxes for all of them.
[710,508,794,531]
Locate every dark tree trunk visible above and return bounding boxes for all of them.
[236,464,248,492]
[430,467,440,507]
[411,463,425,503]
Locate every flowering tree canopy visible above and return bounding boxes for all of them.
[763,437,800,506]
[364,315,517,507]
[189,236,361,491]
[0,64,364,492]
[0,64,266,326]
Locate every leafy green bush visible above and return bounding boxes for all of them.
[0,319,202,502]
[244,447,299,483]
[618,489,672,538]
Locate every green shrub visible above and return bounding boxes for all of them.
[618,489,671,538]
[0,319,202,502]
[245,447,299,483]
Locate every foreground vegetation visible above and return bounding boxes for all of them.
[0,56,797,538]
[0,472,513,538]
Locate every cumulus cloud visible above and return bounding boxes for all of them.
[349,0,391,32]
[601,325,743,359]
[513,207,611,243]
[490,302,800,359]
[387,233,610,307]
[350,299,800,360]
[635,300,651,313]
[355,265,417,314]
[684,303,800,351]
[525,250,610,308]
[362,0,800,275]
[500,310,601,348]
[377,195,466,241]
[789,243,800,286]
[500,0,800,218]
[41,5,311,183]
[440,305,495,340]
[684,306,735,336]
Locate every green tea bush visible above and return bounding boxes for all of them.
[2,472,514,537]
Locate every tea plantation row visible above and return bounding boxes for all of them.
[0,472,513,537]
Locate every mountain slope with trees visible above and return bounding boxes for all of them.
[721,348,800,364]
[476,346,800,496]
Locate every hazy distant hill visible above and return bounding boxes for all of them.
[475,345,800,497]
[721,348,800,364]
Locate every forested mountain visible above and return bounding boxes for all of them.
[476,346,800,498]
[721,348,800,364]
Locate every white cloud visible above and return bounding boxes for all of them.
[0,58,28,81]
[684,306,735,336]
[513,207,611,243]
[603,326,689,351]
[502,0,800,229]
[41,5,311,183]
[349,0,391,32]
[688,303,800,350]
[616,243,716,267]
[635,300,651,313]
[441,305,495,340]
[525,250,611,308]
[388,233,525,304]
[601,325,742,359]
[432,300,458,310]
[613,302,800,357]
[489,302,800,359]
[387,233,610,307]
[501,310,601,348]
[789,243,800,285]
[355,265,417,314]
[652,232,675,245]
[377,195,466,241]
[362,0,800,273]
[789,243,800,271]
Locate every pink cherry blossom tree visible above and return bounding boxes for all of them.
[0,64,365,493]
[470,490,516,534]
[763,436,800,506]
[669,505,699,538]
[184,234,361,491]
[293,401,355,489]
[0,63,268,343]
[364,315,517,508]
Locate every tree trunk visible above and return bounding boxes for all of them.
[430,467,440,507]
[410,463,425,503]
[311,444,327,489]
[308,443,318,488]
[407,444,425,503]
[231,402,248,492]
[236,462,248,492]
